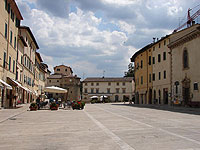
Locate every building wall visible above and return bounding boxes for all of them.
[54,65,72,76]
[170,25,200,104]
[82,79,133,103]
[134,50,148,104]
[152,38,171,105]
[0,0,22,108]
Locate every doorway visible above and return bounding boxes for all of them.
[163,88,168,104]
[182,77,190,105]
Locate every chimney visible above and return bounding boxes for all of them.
[192,21,195,25]
[153,38,156,43]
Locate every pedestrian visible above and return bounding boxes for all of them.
[36,97,41,109]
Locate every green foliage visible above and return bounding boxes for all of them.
[30,103,37,108]
[124,63,134,78]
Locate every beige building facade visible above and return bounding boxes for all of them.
[0,0,23,108]
[152,36,171,105]
[82,77,134,103]
[46,65,81,101]
[168,24,200,106]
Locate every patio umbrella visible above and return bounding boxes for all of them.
[90,96,98,99]
[44,86,68,93]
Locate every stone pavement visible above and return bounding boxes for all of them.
[0,104,29,123]
[0,103,200,150]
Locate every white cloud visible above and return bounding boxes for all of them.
[102,0,140,6]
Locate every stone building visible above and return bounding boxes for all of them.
[131,36,171,105]
[152,36,171,105]
[168,24,200,106]
[46,65,81,101]
[131,44,153,104]
[0,0,23,108]
[82,77,134,103]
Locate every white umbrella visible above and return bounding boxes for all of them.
[44,86,68,93]
[90,96,98,99]
[100,95,108,98]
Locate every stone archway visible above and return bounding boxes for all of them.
[182,76,190,105]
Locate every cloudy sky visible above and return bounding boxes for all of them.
[15,0,200,79]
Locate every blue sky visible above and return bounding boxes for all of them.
[15,0,200,79]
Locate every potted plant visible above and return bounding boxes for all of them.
[29,103,38,111]
[50,102,58,110]
[72,101,85,110]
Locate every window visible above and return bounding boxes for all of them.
[65,69,67,71]
[164,40,166,45]
[137,62,139,69]
[57,68,60,71]
[164,71,166,79]
[5,23,7,39]
[163,52,166,60]
[159,72,161,80]
[84,88,87,93]
[96,89,99,93]
[153,73,155,81]
[9,56,11,70]
[116,88,119,93]
[91,89,94,93]
[194,83,198,90]
[122,89,126,93]
[5,0,7,10]
[24,75,26,83]
[16,71,18,80]
[49,80,51,83]
[116,82,119,86]
[107,88,110,93]
[10,31,12,45]
[3,52,6,68]
[123,82,125,86]
[141,76,143,85]
[91,83,94,86]
[108,82,111,86]
[141,60,143,68]
[158,54,161,62]
[153,57,155,64]
[159,43,161,48]
[153,47,155,51]
[96,83,99,86]
[183,49,189,69]
[14,37,16,49]
[149,74,151,83]
[24,57,26,66]
[21,56,23,64]
[57,80,59,82]
[149,56,151,65]
[13,60,15,72]
[85,83,87,86]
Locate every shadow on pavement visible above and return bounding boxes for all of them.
[111,103,200,115]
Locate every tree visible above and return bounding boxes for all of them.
[124,63,134,78]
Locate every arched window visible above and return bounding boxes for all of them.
[183,49,189,69]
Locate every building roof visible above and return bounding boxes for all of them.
[130,35,170,62]
[83,77,133,82]
[130,43,152,62]
[35,52,43,62]
[19,26,39,49]
[9,0,23,20]
[53,65,73,73]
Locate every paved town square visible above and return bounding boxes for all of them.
[0,103,200,150]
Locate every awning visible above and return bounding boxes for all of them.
[44,86,67,93]
[22,86,32,93]
[7,77,33,93]
[0,79,12,90]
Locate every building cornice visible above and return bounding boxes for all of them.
[168,27,200,49]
